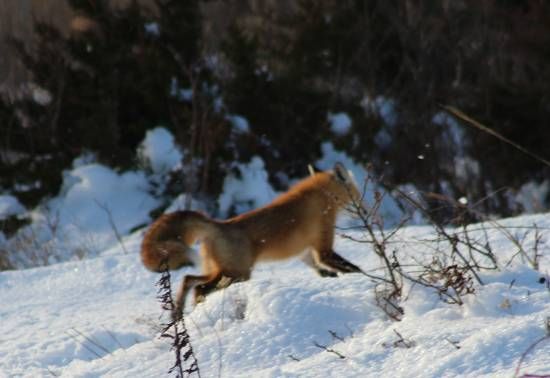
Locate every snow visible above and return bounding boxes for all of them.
[1,213,549,377]
[454,156,481,184]
[144,22,160,36]
[328,112,352,136]
[362,95,398,149]
[170,78,193,102]
[0,194,26,220]
[137,127,183,174]
[361,95,397,127]
[49,164,159,236]
[28,82,53,106]
[2,163,160,268]
[2,127,550,377]
[433,111,465,155]
[512,180,550,214]
[316,142,405,226]
[218,157,277,217]
[227,115,250,134]
[433,111,482,185]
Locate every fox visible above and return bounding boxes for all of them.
[141,162,364,320]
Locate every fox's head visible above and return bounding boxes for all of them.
[329,162,362,208]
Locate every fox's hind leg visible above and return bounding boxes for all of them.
[301,251,337,277]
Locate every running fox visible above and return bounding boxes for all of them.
[141,163,363,320]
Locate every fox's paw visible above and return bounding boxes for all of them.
[317,268,338,277]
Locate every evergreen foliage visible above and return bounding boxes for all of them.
[1,0,549,219]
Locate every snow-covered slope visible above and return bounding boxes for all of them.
[1,214,549,377]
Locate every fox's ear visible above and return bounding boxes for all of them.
[333,162,351,183]
[307,164,316,177]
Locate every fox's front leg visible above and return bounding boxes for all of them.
[326,251,362,273]
[314,249,362,275]
[312,227,362,275]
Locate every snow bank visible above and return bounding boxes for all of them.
[137,127,183,174]
[2,162,160,268]
[218,157,277,216]
[0,194,26,220]
[511,180,549,214]
[50,164,159,236]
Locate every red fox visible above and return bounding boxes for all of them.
[141,163,363,320]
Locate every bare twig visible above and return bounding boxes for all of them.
[94,200,128,254]
[64,330,104,359]
[513,317,550,378]
[69,327,111,355]
[328,330,345,342]
[288,354,301,362]
[445,337,461,350]
[313,341,346,359]
[382,329,416,348]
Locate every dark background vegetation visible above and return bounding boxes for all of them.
[1,0,549,225]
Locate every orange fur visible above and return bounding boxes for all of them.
[141,163,363,319]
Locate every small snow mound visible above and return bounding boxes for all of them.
[138,127,183,174]
[0,194,26,220]
[2,161,161,268]
[218,157,276,216]
[53,163,159,235]
[328,112,352,136]
[227,115,250,133]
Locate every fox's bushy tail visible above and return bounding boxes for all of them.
[140,210,215,272]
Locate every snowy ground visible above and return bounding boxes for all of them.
[1,213,549,378]
[1,128,549,377]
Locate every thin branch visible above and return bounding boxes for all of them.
[440,105,550,169]
[94,200,128,254]
[313,341,346,359]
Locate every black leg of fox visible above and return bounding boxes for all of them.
[301,252,338,277]
[314,225,362,275]
[327,251,362,273]
[195,274,249,303]
[316,249,362,274]
[317,268,338,277]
